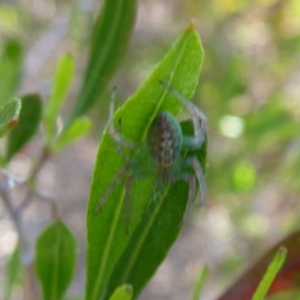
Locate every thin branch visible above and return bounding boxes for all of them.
[28,146,51,183]
[18,146,61,220]
[0,173,39,300]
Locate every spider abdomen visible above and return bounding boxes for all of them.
[147,112,183,167]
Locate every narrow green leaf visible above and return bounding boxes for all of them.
[191,265,209,300]
[4,244,22,300]
[67,0,137,125]
[5,94,42,162]
[0,39,23,105]
[0,97,21,138]
[44,54,75,140]
[86,23,204,300]
[52,117,91,153]
[105,121,207,299]
[252,246,287,300]
[35,222,77,300]
[216,231,300,300]
[108,285,133,300]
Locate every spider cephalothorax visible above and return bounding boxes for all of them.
[94,81,207,227]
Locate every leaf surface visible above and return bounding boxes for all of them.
[52,117,91,152]
[104,121,207,299]
[0,97,21,139]
[86,23,205,300]
[108,285,133,300]
[67,0,137,124]
[5,94,42,161]
[216,231,300,300]
[44,54,75,140]
[35,222,77,300]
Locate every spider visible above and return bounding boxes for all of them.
[94,81,207,228]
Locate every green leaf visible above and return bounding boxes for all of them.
[67,0,137,125]
[4,244,22,300]
[52,117,91,153]
[108,285,133,300]
[5,94,42,162]
[86,23,205,300]
[245,99,297,152]
[252,246,287,300]
[191,265,209,300]
[0,97,21,138]
[104,121,207,299]
[0,39,23,105]
[35,222,77,300]
[44,54,75,141]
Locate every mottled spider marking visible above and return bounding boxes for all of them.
[94,82,208,230]
[147,112,182,168]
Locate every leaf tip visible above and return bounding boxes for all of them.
[124,284,133,292]
[278,246,287,256]
[8,118,18,129]
[64,51,73,58]
[31,93,42,100]
[187,19,196,29]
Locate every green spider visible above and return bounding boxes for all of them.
[94,81,207,226]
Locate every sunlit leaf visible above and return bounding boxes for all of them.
[86,23,205,300]
[44,54,75,141]
[108,285,133,300]
[253,247,287,300]
[0,39,23,105]
[52,117,91,153]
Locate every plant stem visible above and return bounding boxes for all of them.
[0,173,39,300]
[19,146,50,210]
[18,146,60,220]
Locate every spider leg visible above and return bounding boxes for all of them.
[108,87,135,150]
[175,171,197,225]
[187,156,207,206]
[124,174,132,233]
[112,119,130,161]
[183,174,197,224]
[159,80,207,149]
[94,165,129,214]
[94,164,134,234]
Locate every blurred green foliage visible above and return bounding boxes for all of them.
[0,0,299,299]
[0,39,23,104]
[35,222,77,300]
